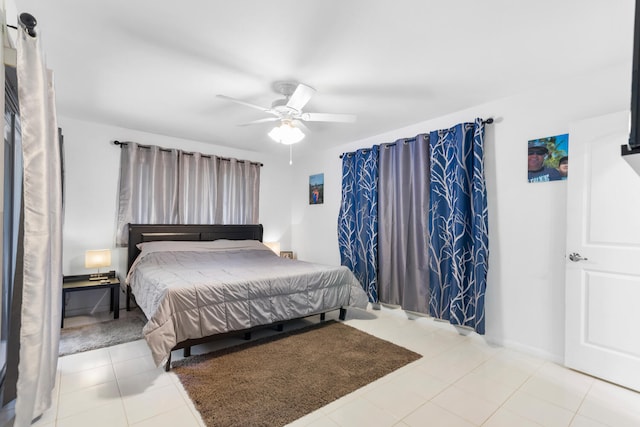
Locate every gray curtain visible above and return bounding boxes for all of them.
[116,143,179,246]
[116,143,260,245]
[13,21,63,425]
[178,151,218,223]
[217,158,260,224]
[378,135,430,314]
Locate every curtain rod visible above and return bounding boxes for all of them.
[112,140,264,167]
[338,117,494,159]
[7,13,38,37]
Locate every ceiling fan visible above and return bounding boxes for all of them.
[217,81,356,145]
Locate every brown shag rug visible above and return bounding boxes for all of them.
[173,320,421,427]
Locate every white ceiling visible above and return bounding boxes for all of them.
[10,0,636,155]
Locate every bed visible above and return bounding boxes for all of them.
[125,224,369,370]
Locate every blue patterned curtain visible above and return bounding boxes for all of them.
[337,146,379,302]
[428,118,489,334]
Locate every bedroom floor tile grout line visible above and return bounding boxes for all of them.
[1,305,639,426]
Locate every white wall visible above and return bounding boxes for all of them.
[289,62,631,362]
[60,116,293,313]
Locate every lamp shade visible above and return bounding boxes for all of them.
[268,122,305,145]
[85,249,111,269]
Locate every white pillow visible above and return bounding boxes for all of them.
[136,239,269,255]
[206,239,270,250]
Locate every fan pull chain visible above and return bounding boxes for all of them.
[289,145,293,165]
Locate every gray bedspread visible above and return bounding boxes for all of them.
[127,242,368,366]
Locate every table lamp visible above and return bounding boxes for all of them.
[85,249,111,281]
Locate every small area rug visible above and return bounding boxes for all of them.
[173,320,421,427]
[59,313,146,356]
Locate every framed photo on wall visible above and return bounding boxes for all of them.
[527,133,569,183]
[309,173,324,204]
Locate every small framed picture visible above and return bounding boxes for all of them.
[280,251,294,259]
[309,173,324,204]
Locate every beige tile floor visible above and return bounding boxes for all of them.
[2,305,640,426]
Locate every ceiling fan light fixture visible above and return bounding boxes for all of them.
[268,122,305,145]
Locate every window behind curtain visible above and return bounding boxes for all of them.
[116,142,260,246]
[1,65,22,403]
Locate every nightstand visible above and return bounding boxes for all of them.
[62,270,120,328]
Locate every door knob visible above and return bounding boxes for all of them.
[569,252,588,262]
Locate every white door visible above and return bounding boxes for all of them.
[565,110,640,391]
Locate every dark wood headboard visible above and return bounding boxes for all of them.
[127,224,264,271]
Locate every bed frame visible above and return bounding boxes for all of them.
[126,223,347,370]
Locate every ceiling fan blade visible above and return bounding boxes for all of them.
[286,83,316,111]
[300,112,357,123]
[216,94,272,113]
[238,117,280,127]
